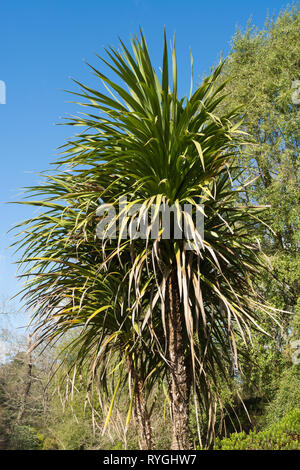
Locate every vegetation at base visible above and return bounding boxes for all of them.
[8,425,43,450]
[214,409,300,450]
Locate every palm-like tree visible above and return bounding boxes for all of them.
[14,30,280,449]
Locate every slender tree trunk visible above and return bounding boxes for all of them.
[127,357,154,450]
[165,270,191,450]
[133,376,154,450]
[16,334,33,425]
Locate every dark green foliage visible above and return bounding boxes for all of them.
[8,425,43,450]
[214,409,300,450]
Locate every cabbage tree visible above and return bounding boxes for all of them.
[14,30,280,449]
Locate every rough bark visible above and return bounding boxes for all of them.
[165,270,191,450]
[127,357,154,450]
[133,376,154,450]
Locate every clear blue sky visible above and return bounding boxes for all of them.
[0,0,290,330]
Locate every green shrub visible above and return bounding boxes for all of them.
[8,425,43,450]
[214,409,300,450]
[42,437,59,450]
[263,366,300,427]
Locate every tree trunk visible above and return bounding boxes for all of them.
[133,376,154,450]
[165,270,191,450]
[127,357,154,450]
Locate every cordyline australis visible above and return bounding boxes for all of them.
[12,29,282,450]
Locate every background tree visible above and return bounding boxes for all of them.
[216,4,300,421]
[221,5,299,316]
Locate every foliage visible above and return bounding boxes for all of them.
[0,333,169,450]
[214,4,300,430]
[263,365,300,427]
[42,437,59,450]
[214,409,300,450]
[221,5,300,316]
[8,425,43,450]
[0,332,54,436]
